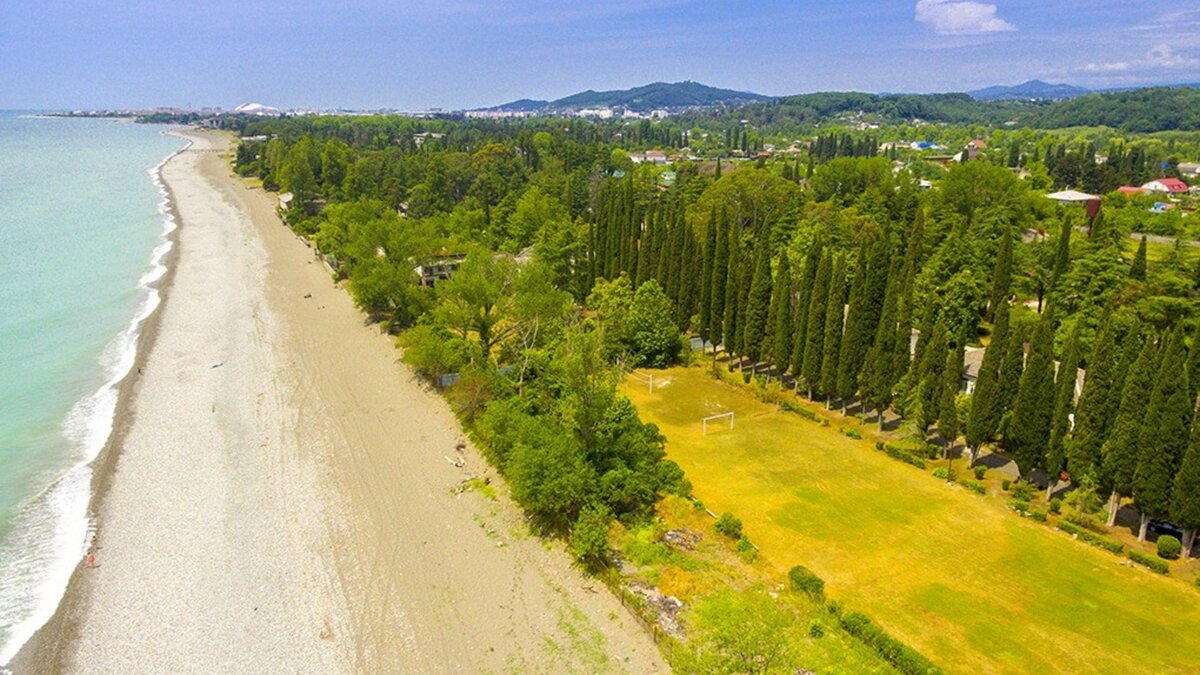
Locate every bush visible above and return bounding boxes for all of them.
[715,512,743,540]
[788,565,825,600]
[880,443,928,469]
[925,446,941,460]
[1031,510,1048,522]
[932,467,950,480]
[839,611,943,675]
[1058,521,1124,554]
[973,465,987,480]
[1010,480,1035,501]
[808,620,825,638]
[1009,499,1031,515]
[875,441,885,450]
[844,428,863,440]
[736,536,754,554]
[1049,498,1062,515]
[1129,549,1170,574]
[1157,535,1182,560]
[569,505,612,569]
[1002,479,1012,491]
[958,478,986,495]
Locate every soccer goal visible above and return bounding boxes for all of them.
[627,370,656,393]
[702,411,735,435]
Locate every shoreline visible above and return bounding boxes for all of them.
[13,128,664,673]
[6,132,193,673]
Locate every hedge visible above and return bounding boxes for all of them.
[788,565,825,600]
[1128,549,1170,574]
[957,478,986,495]
[839,611,943,675]
[879,443,927,469]
[1057,521,1124,555]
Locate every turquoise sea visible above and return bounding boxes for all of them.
[0,113,185,664]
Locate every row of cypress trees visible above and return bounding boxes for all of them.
[585,182,1200,557]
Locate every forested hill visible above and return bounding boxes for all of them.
[491,81,770,112]
[1025,87,1200,133]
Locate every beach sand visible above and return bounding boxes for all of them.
[17,130,664,673]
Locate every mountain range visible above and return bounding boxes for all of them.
[965,80,1091,101]
[487,81,770,113]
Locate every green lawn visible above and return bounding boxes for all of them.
[624,366,1200,674]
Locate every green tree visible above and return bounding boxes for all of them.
[1047,323,1082,498]
[965,302,1010,462]
[791,243,822,378]
[1172,418,1200,558]
[861,269,901,428]
[722,230,743,359]
[986,225,1013,321]
[914,320,947,433]
[1134,329,1192,541]
[1101,336,1156,526]
[708,211,730,348]
[819,257,847,403]
[683,589,794,675]
[742,233,775,363]
[627,279,681,367]
[1068,310,1128,483]
[802,251,833,398]
[1130,236,1148,281]
[569,504,611,570]
[699,211,717,345]
[769,256,794,373]
[940,347,963,453]
[1008,315,1056,478]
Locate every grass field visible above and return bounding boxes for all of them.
[624,366,1200,674]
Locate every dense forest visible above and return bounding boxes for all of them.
[229,109,1200,561]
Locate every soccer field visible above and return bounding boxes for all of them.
[623,366,1200,674]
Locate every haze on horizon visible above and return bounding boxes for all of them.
[1,0,1198,111]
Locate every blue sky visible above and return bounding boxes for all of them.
[1,1,1198,110]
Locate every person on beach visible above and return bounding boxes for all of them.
[86,550,96,568]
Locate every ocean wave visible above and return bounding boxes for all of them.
[0,134,192,668]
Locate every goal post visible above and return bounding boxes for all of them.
[702,411,735,435]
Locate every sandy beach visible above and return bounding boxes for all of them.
[17,130,663,673]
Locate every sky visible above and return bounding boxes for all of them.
[1,1,1198,110]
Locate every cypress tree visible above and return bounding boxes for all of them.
[986,225,1013,321]
[892,210,925,387]
[1134,329,1192,541]
[861,268,901,428]
[995,323,1027,444]
[1188,328,1200,406]
[939,346,963,453]
[914,320,947,433]
[1101,336,1156,526]
[837,239,889,409]
[966,302,1010,462]
[1007,315,1056,478]
[802,251,833,398]
[709,210,730,349]
[790,244,821,378]
[769,256,794,373]
[698,210,716,345]
[721,228,742,361]
[1050,215,1073,292]
[742,232,774,363]
[1068,310,1125,482]
[734,237,755,357]
[1046,323,1082,498]
[1172,419,1200,558]
[819,257,847,404]
[836,248,869,397]
[676,224,699,328]
[1130,236,1148,281]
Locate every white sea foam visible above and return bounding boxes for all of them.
[0,135,191,668]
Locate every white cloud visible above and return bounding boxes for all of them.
[1082,44,1199,74]
[915,0,1015,35]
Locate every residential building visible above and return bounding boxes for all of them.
[1142,178,1189,196]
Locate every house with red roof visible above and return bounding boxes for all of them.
[1116,185,1144,196]
[1142,178,1189,196]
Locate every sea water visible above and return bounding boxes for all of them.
[0,113,186,665]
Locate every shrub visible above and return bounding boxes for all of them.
[714,512,743,540]
[932,467,950,480]
[1157,535,1182,560]
[875,441,885,450]
[844,428,863,440]
[788,565,825,600]
[808,620,825,638]
[1049,498,1062,515]
[1129,549,1170,574]
[925,446,941,460]
[736,536,754,554]
[973,465,987,480]
[839,611,943,675]
[1009,499,1031,515]
[569,505,612,569]
[881,444,928,469]
[827,600,844,617]
[1011,480,1035,501]
[958,478,986,495]
[1002,479,1012,491]
[1031,510,1048,522]
[1057,521,1124,554]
